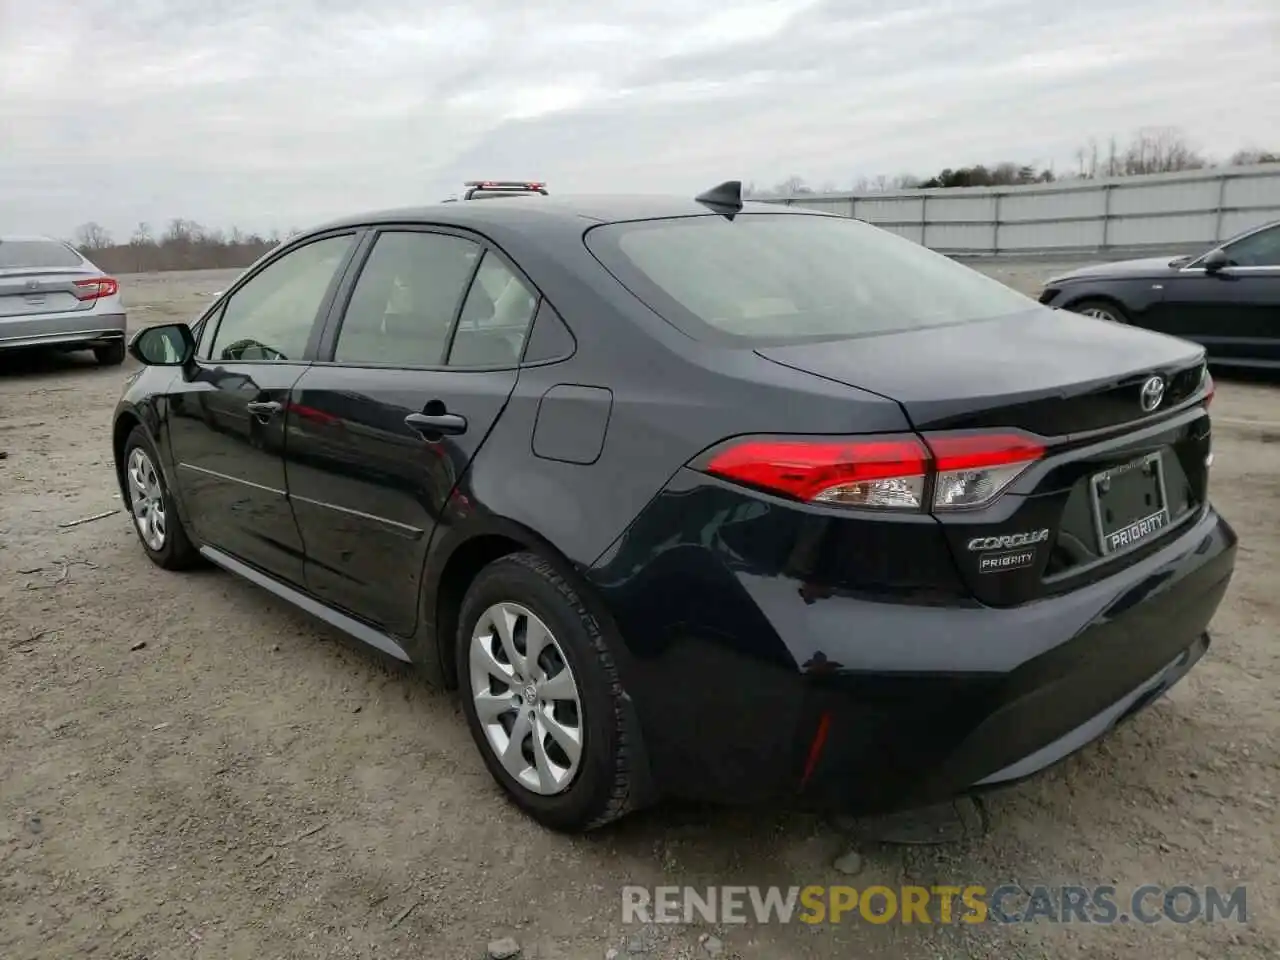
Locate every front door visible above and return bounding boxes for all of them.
[283,228,540,635]
[165,232,359,584]
[1156,223,1280,364]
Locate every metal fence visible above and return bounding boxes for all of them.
[760,163,1280,257]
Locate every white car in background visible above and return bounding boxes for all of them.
[0,236,127,365]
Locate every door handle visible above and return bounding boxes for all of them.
[404,412,467,437]
[246,400,282,422]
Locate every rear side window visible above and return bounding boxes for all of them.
[335,231,481,367]
[0,240,84,269]
[585,214,1036,344]
[448,252,538,367]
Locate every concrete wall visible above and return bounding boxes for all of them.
[760,164,1280,257]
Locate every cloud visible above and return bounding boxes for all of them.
[1,0,1276,238]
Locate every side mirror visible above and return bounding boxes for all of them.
[1202,248,1229,273]
[129,323,196,366]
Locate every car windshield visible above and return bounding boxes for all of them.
[0,239,85,270]
[585,213,1037,344]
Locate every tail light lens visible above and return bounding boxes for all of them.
[1202,367,1215,407]
[699,430,1045,512]
[926,432,1045,510]
[73,277,119,301]
[702,435,929,509]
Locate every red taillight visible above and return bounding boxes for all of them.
[1204,371,1215,407]
[73,277,119,301]
[924,432,1045,472]
[699,429,1045,512]
[703,435,929,509]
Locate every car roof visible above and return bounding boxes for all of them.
[308,194,827,235]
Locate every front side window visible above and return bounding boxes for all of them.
[209,234,354,362]
[585,213,1038,345]
[334,231,481,367]
[448,252,538,366]
[1223,224,1280,267]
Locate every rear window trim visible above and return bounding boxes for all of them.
[583,212,1038,349]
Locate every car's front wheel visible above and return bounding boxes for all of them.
[1071,299,1130,325]
[457,552,634,832]
[122,425,200,570]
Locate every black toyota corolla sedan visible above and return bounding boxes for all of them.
[1038,218,1280,368]
[112,184,1235,831]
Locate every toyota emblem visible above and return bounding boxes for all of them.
[1140,375,1165,413]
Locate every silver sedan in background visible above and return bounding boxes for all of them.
[0,236,127,365]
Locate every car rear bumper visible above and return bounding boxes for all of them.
[589,483,1236,813]
[797,510,1231,813]
[0,311,127,350]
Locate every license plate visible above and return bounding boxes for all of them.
[1090,451,1170,556]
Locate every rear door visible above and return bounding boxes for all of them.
[284,227,539,636]
[164,232,359,585]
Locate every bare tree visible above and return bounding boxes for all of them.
[74,222,112,251]
[773,175,812,196]
[990,162,1020,185]
[1120,127,1206,175]
[1105,136,1120,178]
[128,222,154,272]
[1229,148,1280,166]
[60,220,275,275]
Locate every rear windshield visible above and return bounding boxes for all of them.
[0,240,85,270]
[585,213,1036,344]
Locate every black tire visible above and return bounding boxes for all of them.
[121,425,201,570]
[1070,299,1130,325]
[94,341,127,366]
[457,552,634,832]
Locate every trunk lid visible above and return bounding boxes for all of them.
[755,309,1204,433]
[756,308,1212,606]
[0,268,98,317]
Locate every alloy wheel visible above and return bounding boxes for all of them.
[469,601,584,795]
[1080,306,1122,323]
[126,447,167,551]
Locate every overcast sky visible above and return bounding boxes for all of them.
[3,0,1278,240]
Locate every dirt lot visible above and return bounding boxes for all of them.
[1,263,1278,960]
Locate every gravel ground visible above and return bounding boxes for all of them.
[1,262,1278,960]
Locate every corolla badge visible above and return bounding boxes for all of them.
[967,529,1050,552]
[1140,375,1166,413]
